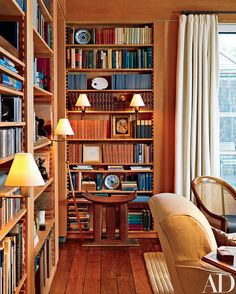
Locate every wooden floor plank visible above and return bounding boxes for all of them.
[65,242,89,294]
[116,247,136,294]
[83,247,102,294]
[50,239,158,294]
[129,246,153,294]
[50,240,77,294]
[101,248,118,294]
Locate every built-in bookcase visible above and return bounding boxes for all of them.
[0,2,27,293]
[65,22,157,239]
[0,0,58,293]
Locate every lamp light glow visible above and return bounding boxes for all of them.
[54,118,74,136]
[130,94,145,111]
[75,94,91,111]
[5,153,45,187]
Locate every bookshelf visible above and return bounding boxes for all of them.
[0,1,27,293]
[64,22,157,239]
[0,0,58,293]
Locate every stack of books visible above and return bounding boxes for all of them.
[81,180,96,191]
[121,181,138,191]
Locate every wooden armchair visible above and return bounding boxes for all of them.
[191,176,236,233]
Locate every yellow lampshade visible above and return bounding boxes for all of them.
[54,118,74,136]
[5,153,45,187]
[130,94,145,108]
[75,94,91,108]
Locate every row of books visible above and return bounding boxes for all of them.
[66,26,152,45]
[33,58,50,91]
[69,119,110,139]
[103,143,153,164]
[0,57,18,74]
[0,96,22,122]
[0,196,21,230]
[66,48,153,69]
[34,231,53,294]
[67,73,152,90]
[67,202,90,231]
[0,128,23,158]
[67,92,153,111]
[67,143,153,164]
[137,173,153,191]
[0,221,25,294]
[112,74,152,89]
[128,209,152,231]
[67,73,87,90]
[33,0,53,48]
[132,120,152,138]
[0,74,22,92]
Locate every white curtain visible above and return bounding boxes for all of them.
[175,14,220,200]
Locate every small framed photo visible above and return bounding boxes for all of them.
[83,144,102,163]
[112,115,131,138]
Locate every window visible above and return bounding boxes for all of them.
[219,24,236,187]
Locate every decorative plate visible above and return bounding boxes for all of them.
[91,77,109,90]
[74,29,91,44]
[104,174,120,190]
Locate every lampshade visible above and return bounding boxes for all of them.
[5,153,45,187]
[75,94,91,107]
[130,94,145,108]
[54,118,74,136]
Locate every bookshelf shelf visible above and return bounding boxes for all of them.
[70,169,153,173]
[14,273,27,294]
[0,46,25,67]
[0,84,23,96]
[34,139,51,150]
[69,162,154,166]
[33,29,53,55]
[67,89,152,93]
[67,68,153,73]
[0,154,15,164]
[68,110,153,114]
[34,178,54,201]
[0,186,20,197]
[66,44,153,48]
[0,209,26,241]
[38,0,53,23]
[0,0,25,16]
[72,190,152,194]
[0,122,26,127]
[0,65,25,81]
[34,218,55,258]
[34,84,53,96]
[68,138,153,142]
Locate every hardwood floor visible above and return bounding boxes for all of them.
[50,238,161,294]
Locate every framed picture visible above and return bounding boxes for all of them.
[83,144,102,163]
[112,115,131,138]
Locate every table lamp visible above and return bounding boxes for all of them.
[130,93,145,112]
[5,153,45,197]
[54,118,74,142]
[75,94,91,117]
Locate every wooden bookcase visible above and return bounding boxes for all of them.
[64,22,157,239]
[0,0,59,293]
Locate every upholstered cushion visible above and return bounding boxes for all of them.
[225,215,236,233]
